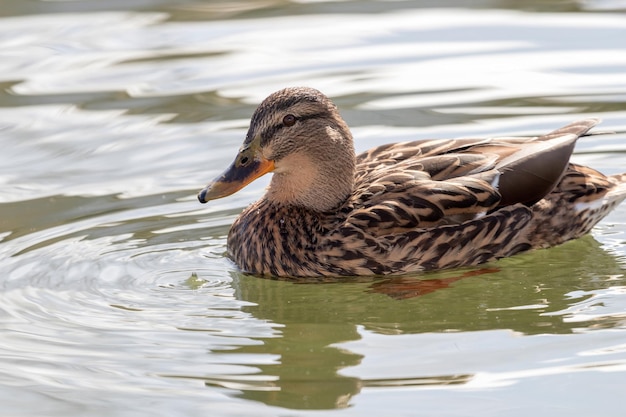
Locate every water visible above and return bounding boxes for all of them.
[1,1,626,416]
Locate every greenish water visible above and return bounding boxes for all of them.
[1,1,626,416]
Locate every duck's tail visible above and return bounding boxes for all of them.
[527,168,626,249]
[606,173,626,205]
[609,172,626,186]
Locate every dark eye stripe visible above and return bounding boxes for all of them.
[259,111,330,144]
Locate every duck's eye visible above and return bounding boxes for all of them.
[282,114,297,127]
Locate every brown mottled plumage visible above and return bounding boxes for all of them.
[198,87,626,277]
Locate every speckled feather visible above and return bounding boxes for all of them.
[228,155,625,277]
[200,88,626,277]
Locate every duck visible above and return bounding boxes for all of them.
[198,87,626,277]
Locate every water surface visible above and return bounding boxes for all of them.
[1,1,626,416]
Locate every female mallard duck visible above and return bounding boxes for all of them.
[198,87,626,277]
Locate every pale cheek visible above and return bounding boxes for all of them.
[273,164,287,174]
[273,159,303,176]
[261,145,274,162]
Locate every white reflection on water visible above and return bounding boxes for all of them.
[336,327,626,415]
[547,286,626,326]
[4,10,626,100]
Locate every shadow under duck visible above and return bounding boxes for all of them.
[198,87,626,277]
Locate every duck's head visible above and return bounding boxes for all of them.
[198,87,356,212]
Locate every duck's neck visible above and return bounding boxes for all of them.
[265,127,356,212]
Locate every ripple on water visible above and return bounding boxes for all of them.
[0,187,282,410]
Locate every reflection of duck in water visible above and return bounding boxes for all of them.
[198,87,626,277]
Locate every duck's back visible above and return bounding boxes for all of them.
[318,119,626,274]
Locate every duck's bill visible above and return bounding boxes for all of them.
[198,158,275,203]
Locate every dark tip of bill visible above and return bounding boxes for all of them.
[198,189,208,204]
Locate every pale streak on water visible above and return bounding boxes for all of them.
[1,1,626,416]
